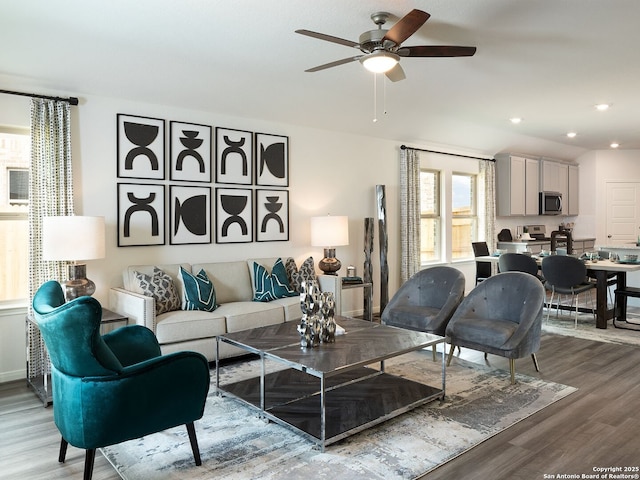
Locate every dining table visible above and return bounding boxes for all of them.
[476,255,640,329]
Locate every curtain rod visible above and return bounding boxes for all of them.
[0,89,79,106]
[400,144,495,162]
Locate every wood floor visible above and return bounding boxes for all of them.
[2,328,640,480]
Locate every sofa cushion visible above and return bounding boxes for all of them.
[154,309,226,344]
[218,301,285,333]
[270,296,303,322]
[133,267,181,315]
[285,256,318,292]
[192,261,253,304]
[180,267,218,311]
[252,258,296,302]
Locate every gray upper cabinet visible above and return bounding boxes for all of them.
[495,154,540,216]
[540,159,578,216]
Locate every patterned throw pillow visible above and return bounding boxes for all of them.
[253,258,297,302]
[134,267,181,315]
[285,256,318,292]
[179,267,218,312]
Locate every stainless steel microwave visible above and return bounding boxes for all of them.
[539,191,562,215]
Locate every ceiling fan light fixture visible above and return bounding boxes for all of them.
[361,50,400,73]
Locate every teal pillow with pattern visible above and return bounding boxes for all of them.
[253,258,297,302]
[179,266,217,311]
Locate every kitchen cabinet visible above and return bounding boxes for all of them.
[495,154,539,216]
[572,238,595,255]
[567,165,579,215]
[540,159,579,215]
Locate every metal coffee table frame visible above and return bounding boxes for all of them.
[215,317,446,451]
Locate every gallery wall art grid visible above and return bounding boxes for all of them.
[116,114,289,246]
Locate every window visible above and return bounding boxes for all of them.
[451,173,477,260]
[0,128,30,304]
[420,170,441,263]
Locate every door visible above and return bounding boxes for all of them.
[605,182,640,244]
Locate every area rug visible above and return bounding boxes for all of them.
[102,351,576,480]
[542,310,640,347]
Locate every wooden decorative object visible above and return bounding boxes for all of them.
[364,217,374,319]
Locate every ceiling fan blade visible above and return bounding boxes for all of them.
[382,9,430,46]
[397,45,477,57]
[304,56,362,72]
[295,29,359,48]
[385,64,406,82]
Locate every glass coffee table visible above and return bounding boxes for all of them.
[215,317,446,451]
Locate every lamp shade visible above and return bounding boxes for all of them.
[310,216,349,247]
[42,216,106,261]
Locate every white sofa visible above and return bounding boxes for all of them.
[108,257,339,362]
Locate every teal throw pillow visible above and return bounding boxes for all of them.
[253,258,297,302]
[179,266,217,311]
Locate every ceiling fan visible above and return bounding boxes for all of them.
[295,9,476,82]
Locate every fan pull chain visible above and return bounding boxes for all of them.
[373,73,378,122]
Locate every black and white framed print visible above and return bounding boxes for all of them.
[117,114,165,180]
[170,185,212,245]
[215,127,253,185]
[255,189,289,242]
[215,188,252,243]
[255,133,288,187]
[117,183,165,246]
[170,121,212,182]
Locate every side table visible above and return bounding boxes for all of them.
[340,280,373,321]
[26,308,128,407]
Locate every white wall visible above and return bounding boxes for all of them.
[1,92,414,381]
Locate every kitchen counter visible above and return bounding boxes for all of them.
[497,237,596,255]
[597,244,640,251]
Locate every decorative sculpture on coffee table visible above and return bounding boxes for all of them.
[319,291,336,343]
[298,281,320,348]
[298,282,336,347]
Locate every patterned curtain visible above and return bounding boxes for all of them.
[27,98,74,379]
[479,160,496,252]
[400,148,421,283]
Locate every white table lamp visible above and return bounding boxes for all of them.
[311,215,349,275]
[42,216,106,300]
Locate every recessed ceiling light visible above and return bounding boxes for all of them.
[567,132,577,138]
[510,117,522,124]
[610,142,619,148]
[595,103,610,111]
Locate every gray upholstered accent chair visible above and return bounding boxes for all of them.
[445,271,545,384]
[382,266,466,360]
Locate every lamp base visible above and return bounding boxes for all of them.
[64,264,96,301]
[318,248,342,275]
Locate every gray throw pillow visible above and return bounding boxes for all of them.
[285,256,318,292]
[134,267,181,315]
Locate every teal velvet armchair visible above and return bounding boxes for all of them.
[32,281,210,480]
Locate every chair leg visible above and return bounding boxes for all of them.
[446,344,455,366]
[84,449,96,480]
[186,422,202,466]
[509,358,516,385]
[58,437,68,463]
[531,353,540,372]
[432,344,437,362]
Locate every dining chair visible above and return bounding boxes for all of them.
[498,252,545,283]
[472,241,492,285]
[541,255,595,328]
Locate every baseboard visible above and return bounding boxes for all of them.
[0,369,26,384]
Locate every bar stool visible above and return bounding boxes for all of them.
[613,286,640,330]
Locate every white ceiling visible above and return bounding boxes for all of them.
[2,0,640,160]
